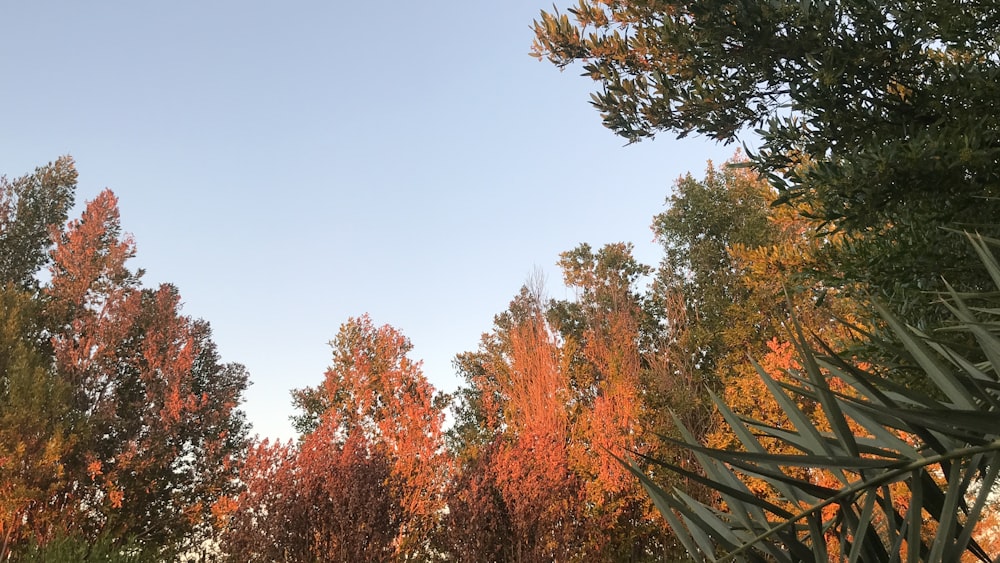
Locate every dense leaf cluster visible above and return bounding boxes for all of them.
[0,158,250,560]
[534,1,1000,559]
[533,0,1000,320]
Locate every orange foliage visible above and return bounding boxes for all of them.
[580,309,642,493]
[481,309,586,560]
[507,312,568,439]
[320,316,448,553]
[0,190,251,552]
[449,268,665,560]
[230,316,448,561]
[972,501,1000,560]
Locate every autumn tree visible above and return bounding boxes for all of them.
[435,439,515,563]
[43,189,250,554]
[446,251,681,561]
[0,160,87,552]
[532,0,1000,324]
[0,167,250,558]
[226,315,448,561]
[550,243,674,559]
[295,315,448,557]
[222,429,399,562]
[445,287,588,562]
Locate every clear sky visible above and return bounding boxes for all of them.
[1,1,737,441]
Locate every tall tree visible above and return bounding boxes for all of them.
[551,243,671,559]
[655,157,863,415]
[88,285,250,550]
[37,189,249,555]
[259,315,449,561]
[448,288,588,562]
[447,252,680,561]
[651,158,794,393]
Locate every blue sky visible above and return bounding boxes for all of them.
[1,2,737,440]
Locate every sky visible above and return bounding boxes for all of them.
[1,2,738,441]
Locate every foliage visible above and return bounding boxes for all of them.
[446,252,677,561]
[651,157,781,392]
[221,431,399,562]
[45,191,250,551]
[532,0,1000,322]
[16,532,154,563]
[445,289,589,562]
[0,163,250,558]
[650,155,866,455]
[0,156,76,288]
[629,233,1000,562]
[442,203,857,558]
[435,441,516,562]
[0,284,74,556]
[225,315,448,561]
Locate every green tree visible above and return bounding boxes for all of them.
[0,157,76,288]
[651,159,779,387]
[532,1,1000,320]
[0,285,74,557]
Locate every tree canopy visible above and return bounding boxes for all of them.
[0,160,250,560]
[532,0,1000,318]
[6,3,1000,552]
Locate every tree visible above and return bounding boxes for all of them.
[267,315,448,560]
[0,285,74,557]
[53,191,249,553]
[648,156,875,513]
[222,427,399,562]
[435,440,515,563]
[447,288,591,562]
[551,243,675,559]
[2,187,251,557]
[0,156,76,288]
[89,286,250,551]
[0,169,251,558]
[651,158,780,391]
[447,253,681,561]
[629,234,1000,562]
[532,1,1000,320]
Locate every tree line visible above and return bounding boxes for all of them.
[4,0,1000,560]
